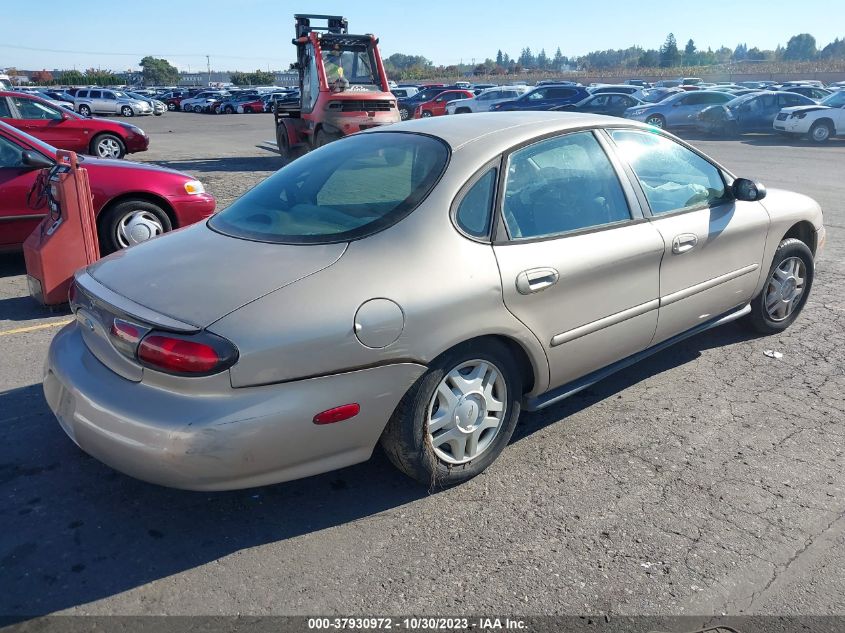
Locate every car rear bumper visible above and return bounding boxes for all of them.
[44,322,426,490]
[166,193,217,225]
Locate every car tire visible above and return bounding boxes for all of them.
[167,102,177,111]
[98,199,172,255]
[455,108,471,114]
[276,125,304,162]
[746,238,814,334]
[78,104,91,117]
[243,106,252,113]
[89,133,126,159]
[224,105,235,114]
[380,340,523,487]
[809,121,833,144]
[421,110,433,118]
[121,106,134,117]
[399,106,410,120]
[645,114,666,128]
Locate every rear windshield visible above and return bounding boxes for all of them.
[209,132,449,244]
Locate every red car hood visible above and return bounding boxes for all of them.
[79,156,187,178]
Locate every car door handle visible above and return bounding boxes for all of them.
[672,233,699,254]
[516,268,560,294]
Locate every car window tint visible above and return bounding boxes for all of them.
[455,168,496,238]
[210,132,448,244]
[610,130,727,215]
[13,98,62,120]
[779,93,807,107]
[502,132,631,239]
[0,98,11,118]
[0,134,24,167]
[549,88,574,98]
[90,91,102,99]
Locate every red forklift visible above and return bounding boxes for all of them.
[274,14,400,160]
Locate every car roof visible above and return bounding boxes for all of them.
[361,111,650,151]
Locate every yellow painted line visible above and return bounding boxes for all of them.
[0,319,73,337]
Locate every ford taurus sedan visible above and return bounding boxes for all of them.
[44,112,825,490]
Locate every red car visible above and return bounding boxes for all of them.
[0,91,149,159]
[413,90,475,118]
[237,98,265,114]
[0,120,215,254]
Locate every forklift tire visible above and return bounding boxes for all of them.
[314,128,340,149]
[276,126,304,162]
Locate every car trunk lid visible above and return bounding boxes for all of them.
[86,222,347,329]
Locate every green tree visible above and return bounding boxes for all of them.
[820,37,845,59]
[659,33,681,67]
[553,47,565,70]
[746,47,767,61]
[536,48,548,70]
[60,69,85,85]
[684,39,697,65]
[783,34,817,61]
[496,49,503,66]
[732,43,748,61]
[638,49,660,68]
[139,56,178,86]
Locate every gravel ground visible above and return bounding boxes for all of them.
[0,112,843,620]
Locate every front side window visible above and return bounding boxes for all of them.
[13,98,62,121]
[609,129,727,215]
[0,98,11,118]
[526,89,548,101]
[502,132,631,239]
[0,134,24,168]
[210,133,448,244]
[455,168,497,238]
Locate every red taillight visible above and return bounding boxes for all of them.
[109,318,143,356]
[138,335,223,374]
[313,404,361,425]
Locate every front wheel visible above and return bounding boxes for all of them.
[98,200,172,255]
[380,340,523,487]
[399,106,410,120]
[167,102,177,111]
[645,114,665,129]
[121,106,134,117]
[746,238,814,334]
[421,110,433,118]
[90,133,126,159]
[809,121,833,144]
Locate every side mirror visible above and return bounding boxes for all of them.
[21,151,54,170]
[61,111,70,120]
[733,178,767,202]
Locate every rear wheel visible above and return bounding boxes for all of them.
[380,340,522,487]
[98,199,172,255]
[645,114,665,128]
[455,108,471,114]
[746,238,814,334]
[224,105,235,114]
[167,102,177,111]
[243,106,252,113]
[809,121,833,144]
[78,104,91,117]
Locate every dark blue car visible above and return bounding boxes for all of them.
[491,84,590,111]
[694,91,815,135]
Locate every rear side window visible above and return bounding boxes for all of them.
[210,133,449,244]
[0,98,11,118]
[502,132,631,239]
[610,130,727,215]
[77,90,88,98]
[455,168,496,238]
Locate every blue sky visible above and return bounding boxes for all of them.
[2,0,843,71]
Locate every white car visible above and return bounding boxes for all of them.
[773,90,845,143]
[445,86,528,115]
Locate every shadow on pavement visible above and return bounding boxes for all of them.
[153,155,281,174]
[0,318,757,618]
[0,253,26,279]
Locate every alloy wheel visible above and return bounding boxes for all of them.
[96,138,122,158]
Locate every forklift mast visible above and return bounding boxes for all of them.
[294,14,348,39]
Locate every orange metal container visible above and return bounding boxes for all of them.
[23,150,99,306]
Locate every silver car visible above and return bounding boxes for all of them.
[624,90,733,129]
[445,86,528,114]
[45,112,825,490]
[73,89,153,117]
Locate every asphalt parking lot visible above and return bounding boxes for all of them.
[1,112,844,619]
